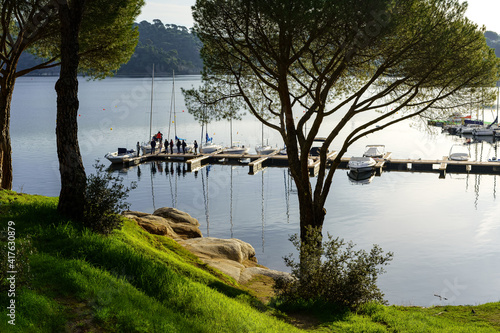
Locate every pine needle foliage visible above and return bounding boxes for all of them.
[83,160,137,235]
[275,227,394,310]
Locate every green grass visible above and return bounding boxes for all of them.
[1,190,499,332]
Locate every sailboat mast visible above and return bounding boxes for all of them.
[201,104,206,148]
[230,118,233,148]
[261,122,264,147]
[149,64,155,141]
[173,70,177,139]
[497,86,499,121]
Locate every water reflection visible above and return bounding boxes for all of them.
[347,170,376,185]
[150,162,156,211]
[261,171,265,253]
[104,159,500,306]
[201,166,210,236]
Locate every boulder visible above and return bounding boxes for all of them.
[179,237,260,282]
[125,209,291,285]
[239,267,293,284]
[179,237,256,263]
[123,209,202,239]
[153,207,200,226]
[124,211,150,218]
[124,213,177,237]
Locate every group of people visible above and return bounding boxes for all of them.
[149,131,199,155]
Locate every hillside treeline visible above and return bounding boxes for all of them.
[17,26,500,77]
[17,19,202,76]
[117,20,203,76]
[485,31,500,58]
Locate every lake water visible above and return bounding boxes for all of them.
[10,76,500,306]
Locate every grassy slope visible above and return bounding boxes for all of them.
[0,190,499,332]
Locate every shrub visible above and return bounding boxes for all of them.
[274,227,393,310]
[83,160,136,235]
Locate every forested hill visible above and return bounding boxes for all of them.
[17,19,203,76]
[116,20,203,76]
[485,31,500,58]
[17,27,500,77]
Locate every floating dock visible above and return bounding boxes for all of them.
[118,151,500,178]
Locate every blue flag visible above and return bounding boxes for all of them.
[175,135,186,141]
[205,133,212,143]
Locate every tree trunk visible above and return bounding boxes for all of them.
[0,77,15,190]
[55,0,86,220]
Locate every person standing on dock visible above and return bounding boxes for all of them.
[182,140,187,154]
[136,141,140,157]
[176,139,181,154]
[194,140,198,154]
[158,138,163,154]
[169,139,174,154]
[156,131,163,142]
[151,137,156,154]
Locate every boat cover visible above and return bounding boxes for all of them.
[363,145,385,158]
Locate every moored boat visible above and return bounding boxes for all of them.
[255,145,278,155]
[200,144,223,154]
[223,144,250,154]
[347,156,376,174]
[363,145,386,158]
[448,144,470,161]
[105,148,138,164]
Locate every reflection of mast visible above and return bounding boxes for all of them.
[202,166,210,236]
[261,171,265,253]
[150,162,156,211]
[167,162,176,207]
[283,169,290,224]
[230,166,234,238]
[474,174,481,210]
[175,163,179,207]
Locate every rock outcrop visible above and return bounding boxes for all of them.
[124,208,292,284]
[124,209,202,240]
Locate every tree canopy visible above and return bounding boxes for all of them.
[117,20,203,75]
[0,0,143,189]
[187,0,500,241]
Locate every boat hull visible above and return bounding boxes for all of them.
[347,170,375,182]
[223,147,250,154]
[348,156,376,174]
[105,149,137,164]
[255,146,278,155]
[200,145,223,154]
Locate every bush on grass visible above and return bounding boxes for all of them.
[83,160,136,235]
[274,226,393,310]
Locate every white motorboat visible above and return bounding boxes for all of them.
[347,156,376,174]
[363,145,386,158]
[472,127,494,136]
[105,148,138,164]
[448,144,470,161]
[223,145,250,154]
[255,145,278,155]
[200,144,223,154]
[458,124,482,134]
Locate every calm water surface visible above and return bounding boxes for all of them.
[10,76,500,306]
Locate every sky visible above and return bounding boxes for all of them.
[136,1,500,33]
